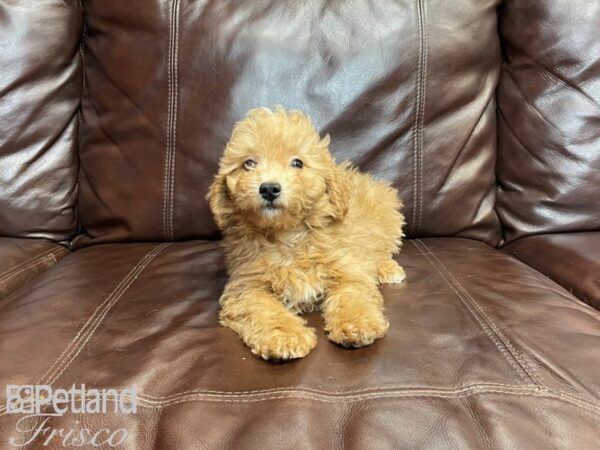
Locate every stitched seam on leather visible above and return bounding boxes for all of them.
[461,396,495,450]
[411,0,427,235]
[489,253,593,394]
[417,0,426,233]
[2,386,598,419]
[37,244,170,387]
[411,240,532,385]
[74,0,86,237]
[0,254,56,292]
[417,240,544,386]
[165,1,173,241]
[0,249,54,282]
[414,240,544,388]
[131,388,600,418]
[138,382,537,400]
[162,0,179,241]
[162,9,171,241]
[426,244,546,387]
[410,0,420,235]
[546,388,600,414]
[0,384,536,415]
[0,249,60,285]
[137,385,541,403]
[5,387,595,416]
[168,0,180,241]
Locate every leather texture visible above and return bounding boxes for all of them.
[0,238,68,301]
[504,232,600,310]
[496,0,600,244]
[2,0,600,447]
[76,0,502,247]
[1,238,599,448]
[0,0,82,241]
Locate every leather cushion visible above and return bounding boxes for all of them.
[1,238,599,447]
[76,0,502,246]
[496,0,600,243]
[504,232,600,310]
[0,0,82,240]
[0,238,68,301]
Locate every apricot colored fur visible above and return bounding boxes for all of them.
[208,106,405,360]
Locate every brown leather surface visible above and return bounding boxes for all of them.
[504,232,600,310]
[2,1,599,447]
[496,0,600,244]
[1,238,599,448]
[76,0,502,247]
[0,0,82,241]
[0,238,68,301]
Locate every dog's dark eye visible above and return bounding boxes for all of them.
[243,159,257,170]
[291,159,304,169]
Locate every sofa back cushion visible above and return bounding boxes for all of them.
[76,0,502,246]
[497,0,600,243]
[0,0,82,241]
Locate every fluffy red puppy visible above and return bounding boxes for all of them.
[208,106,405,360]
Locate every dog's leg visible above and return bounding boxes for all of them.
[220,284,317,360]
[377,259,406,284]
[323,282,389,348]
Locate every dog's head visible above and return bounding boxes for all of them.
[208,106,348,231]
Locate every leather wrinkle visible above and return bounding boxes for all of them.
[436,95,495,196]
[497,108,549,168]
[503,67,569,141]
[513,51,600,110]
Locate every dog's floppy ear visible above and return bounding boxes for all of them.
[322,136,350,222]
[326,164,350,222]
[207,173,234,230]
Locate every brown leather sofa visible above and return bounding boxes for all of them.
[1,1,599,448]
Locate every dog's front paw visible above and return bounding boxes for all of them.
[325,309,389,348]
[248,324,317,361]
[378,260,406,284]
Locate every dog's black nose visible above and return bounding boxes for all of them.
[259,182,281,201]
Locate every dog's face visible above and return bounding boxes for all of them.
[208,107,348,231]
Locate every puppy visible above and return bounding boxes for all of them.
[208,106,405,360]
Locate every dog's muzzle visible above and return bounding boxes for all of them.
[259,182,281,202]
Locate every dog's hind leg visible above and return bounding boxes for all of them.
[377,259,406,284]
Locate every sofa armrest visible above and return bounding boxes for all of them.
[503,232,600,309]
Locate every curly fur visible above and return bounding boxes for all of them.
[208,106,405,360]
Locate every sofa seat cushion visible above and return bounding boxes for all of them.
[1,238,599,448]
[0,238,68,301]
[504,232,600,310]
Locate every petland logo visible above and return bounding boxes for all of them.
[5,384,137,447]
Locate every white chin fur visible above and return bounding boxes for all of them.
[261,207,282,218]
